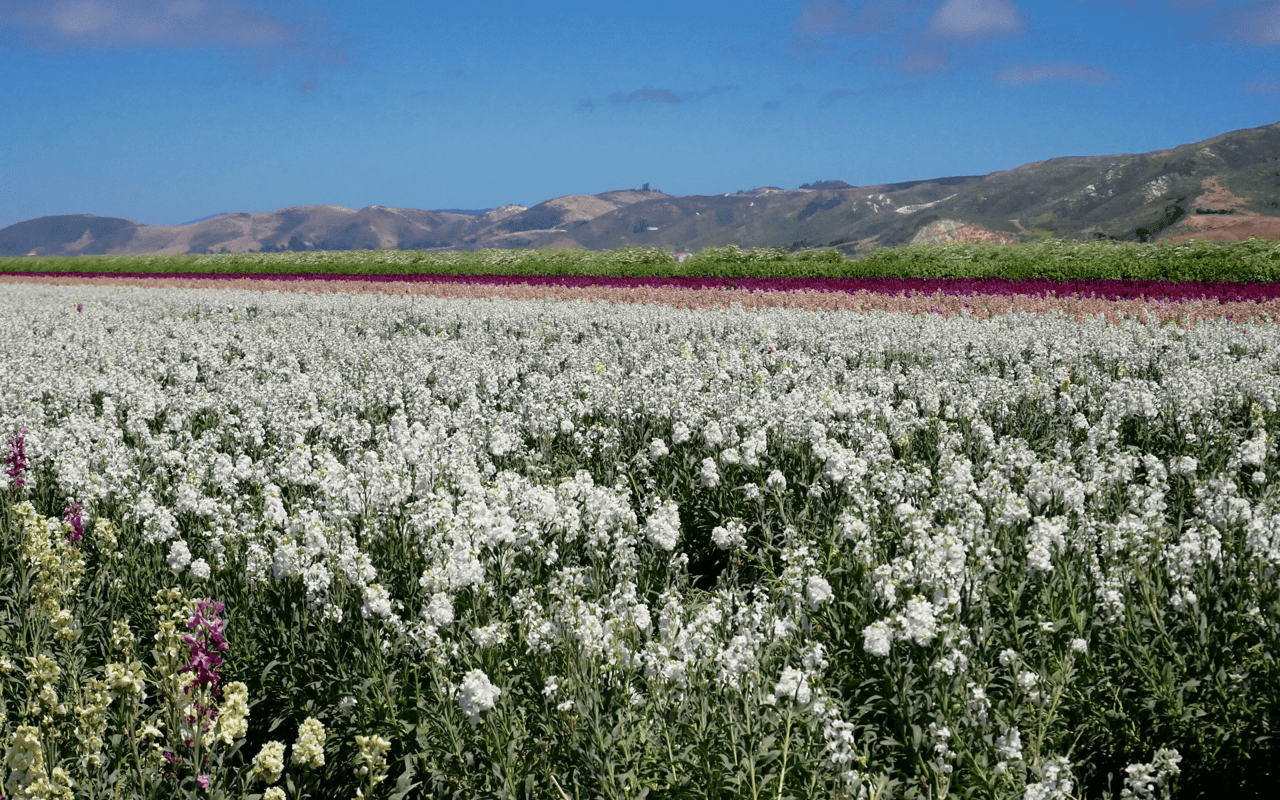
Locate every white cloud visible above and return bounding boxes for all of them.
[1243,74,1280,92]
[0,0,303,50]
[793,0,924,37]
[1216,1,1280,46]
[995,61,1116,85]
[928,0,1028,40]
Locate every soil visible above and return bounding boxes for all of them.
[1167,176,1280,242]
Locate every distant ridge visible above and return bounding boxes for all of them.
[177,213,233,226]
[3,120,1279,257]
[431,208,497,216]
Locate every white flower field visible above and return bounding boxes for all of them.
[2,282,1278,799]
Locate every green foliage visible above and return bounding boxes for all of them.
[5,237,1280,282]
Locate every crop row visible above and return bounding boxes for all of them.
[4,238,1280,283]
[1,283,1278,799]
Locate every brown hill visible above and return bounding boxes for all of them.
[3,121,1278,257]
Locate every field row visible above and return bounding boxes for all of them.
[4,237,1280,282]
[1,282,1277,798]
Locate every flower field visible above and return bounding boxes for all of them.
[2,267,1279,799]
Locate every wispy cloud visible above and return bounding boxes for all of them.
[901,45,949,74]
[579,84,735,111]
[608,88,686,105]
[818,88,852,106]
[1243,74,1280,92]
[926,0,1028,41]
[793,0,923,37]
[0,0,349,70]
[995,61,1117,85]
[787,36,839,57]
[1216,1,1280,46]
[2,0,287,48]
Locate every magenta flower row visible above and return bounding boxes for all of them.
[5,270,1280,303]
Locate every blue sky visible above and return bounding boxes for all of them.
[2,0,1279,228]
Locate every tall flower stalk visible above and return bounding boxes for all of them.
[4,426,28,492]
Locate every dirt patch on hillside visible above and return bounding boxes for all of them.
[1167,176,1280,242]
[910,219,1017,245]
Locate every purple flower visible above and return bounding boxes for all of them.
[196,774,211,790]
[76,303,83,312]
[63,503,84,543]
[182,598,229,693]
[4,428,28,489]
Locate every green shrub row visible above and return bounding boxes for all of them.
[3,238,1280,282]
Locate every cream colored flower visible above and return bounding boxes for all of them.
[250,741,287,785]
[216,682,250,744]
[292,716,326,769]
[355,734,391,784]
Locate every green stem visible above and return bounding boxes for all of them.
[775,703,793,800]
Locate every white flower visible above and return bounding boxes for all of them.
[1120,748,1181,800]
[805,575,834,608]
[361,583,393,619]
[999,648,1018,667]
[898,596,937,646]
[1070,638,1088,654]
[457,669,501,726]
[699,457,720,488]
[470,623,508,648]
[1024,755,1074,800]
[647,438,669,459]
[772,667,812,706]
[765,469,787,491]
[703,421,724,448]
[1240,433,1268,467]
[188,558,211,580]
[711,520,747,550]
[166,540,192,574]
[863,621,894,658]
[644,500,681,551]
[425,592,454,627]
[996,727,1023,760]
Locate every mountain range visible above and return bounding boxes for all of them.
[3,120,1279,259]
